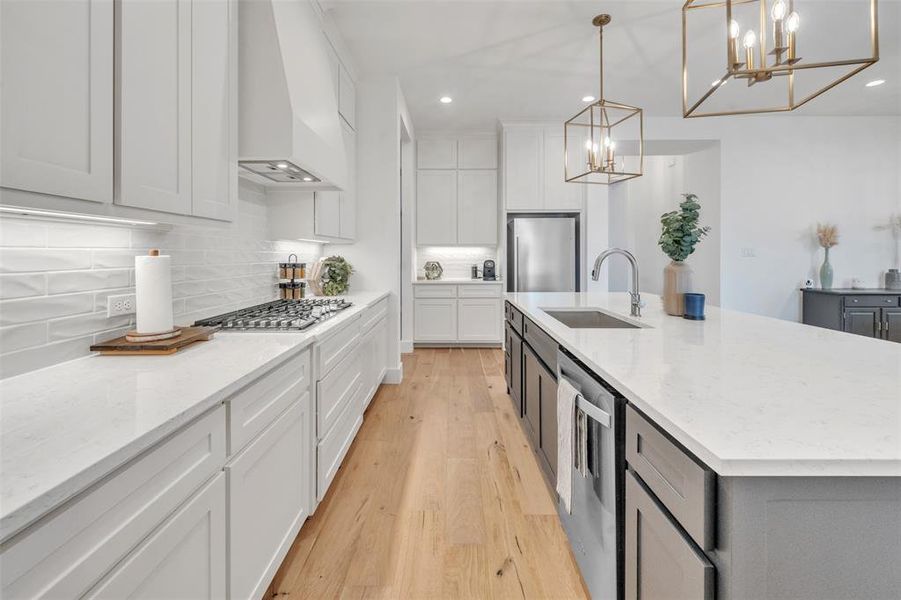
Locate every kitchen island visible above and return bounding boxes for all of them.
[505,292,900,600]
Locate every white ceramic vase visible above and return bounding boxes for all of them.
[663,260,693,316]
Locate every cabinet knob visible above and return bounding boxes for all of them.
[852,298,859,303]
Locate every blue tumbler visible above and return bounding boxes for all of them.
[683,293,706,320]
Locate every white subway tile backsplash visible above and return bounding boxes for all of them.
[48,269,131,294]
[0,219,47,247]
[0,323,48,353]
[46,223,131,248]
[0,293,94,326]
[0,249,92,273]
[48,312,132,341]
[91,249,144,269]
[0,274,46,299]
[415,246,499,280]
[0,337,93,380]
[0,188,322,378]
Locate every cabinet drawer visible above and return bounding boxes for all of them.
[318,391,364,499]
[458,284,502,298]
[1,406,226,599]
[413,284,457,298]
[626,405,715,550]
[84,473,226,600]
[227,399,310,600]
[317,346,363,439]
[844,295,899,308]
[317,316,361,376]
[523,317,557,373]
[625,470,714,600]
[509,305,524,335]
[360,297,388,333]
[228,349,310,454]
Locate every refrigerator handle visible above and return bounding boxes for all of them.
[515,236,521,291]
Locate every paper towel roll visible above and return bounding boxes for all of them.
[135,250,174,334]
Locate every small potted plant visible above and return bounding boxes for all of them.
[815,223,839,290]
[658,193,711,316]
[310,255,354,296]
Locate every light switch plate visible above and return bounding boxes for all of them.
[107,293,136,317]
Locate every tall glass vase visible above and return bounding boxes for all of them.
[819,247,834,290]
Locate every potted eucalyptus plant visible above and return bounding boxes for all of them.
[658,194,711,316]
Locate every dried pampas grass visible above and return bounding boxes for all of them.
[816,223,839,249]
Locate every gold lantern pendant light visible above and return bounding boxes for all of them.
[565,14,643,185]
[682,0,879,117]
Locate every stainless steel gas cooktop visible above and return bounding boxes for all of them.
[194,298,353,331]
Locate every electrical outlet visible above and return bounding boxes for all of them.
[108,293,137,317]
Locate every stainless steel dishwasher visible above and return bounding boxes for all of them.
[557,349,625,600]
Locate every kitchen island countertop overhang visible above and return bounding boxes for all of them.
[505,291,901,478]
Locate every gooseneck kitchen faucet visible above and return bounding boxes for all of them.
[591,248,641,317]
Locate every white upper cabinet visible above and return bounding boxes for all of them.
[503,126,583,211]
[338,63,356,130]
[458,136,498,169]
[315,192,342,238]
[417,139,458,169]
[457,170,498,245]
[0,0,113,203]
[503,128,543,210]
[191,0,236,221]
[544,131,583,210]
[416,135,499,246]
[416,170,458,245]
[119,0,235,220]
[339,120,356,239]
[119,0,193,215]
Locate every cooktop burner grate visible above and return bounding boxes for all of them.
[194,298,353,331]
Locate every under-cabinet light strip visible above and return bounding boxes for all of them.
[0,205,160,226]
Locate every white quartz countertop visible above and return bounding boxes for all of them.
[414,278,503,285]
[506,292,901,478]
[0,291,389,543]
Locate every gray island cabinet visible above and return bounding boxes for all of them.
[503,293,901,600]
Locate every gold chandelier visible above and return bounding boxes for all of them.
[682,0,879,117]
[565,15,643,185]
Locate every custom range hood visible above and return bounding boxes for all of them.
[239,0,347,189]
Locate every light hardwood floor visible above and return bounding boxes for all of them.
[266,348,588,599]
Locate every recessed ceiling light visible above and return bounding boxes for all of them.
[582,95,596,102]
[865,79,885,87]
[276,162,289,169]
[302,176,313,182]
[439,96,453,104]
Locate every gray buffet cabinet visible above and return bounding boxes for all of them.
[503,301,901,600]
[802,288,901,342]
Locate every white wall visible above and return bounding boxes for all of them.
[596,115,900,322]
[339,78,414,381]
[0,181,322,379]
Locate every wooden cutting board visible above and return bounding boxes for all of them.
[90,326,218,355]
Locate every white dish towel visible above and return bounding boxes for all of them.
[556,377,579,514]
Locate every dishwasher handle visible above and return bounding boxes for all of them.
[577,395,611,428]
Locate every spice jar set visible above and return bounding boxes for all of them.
[278,254,307,300]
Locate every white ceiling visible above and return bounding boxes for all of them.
[322,0,900,131]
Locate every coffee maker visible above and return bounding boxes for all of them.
[482,259,496,281]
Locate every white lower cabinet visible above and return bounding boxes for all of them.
[458,298,503,342]
[317,344,363,438]
[317,392,363,500]
[359,316,388,410]
[413,284,503,344]
[414,298,459,341]
[84,473,226,600]
[227,399,311,600]
[0,406,226,599]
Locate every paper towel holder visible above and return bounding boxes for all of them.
[126,249,182,343]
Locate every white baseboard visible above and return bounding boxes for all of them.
[383,365,403,384]
[400,339,414,354]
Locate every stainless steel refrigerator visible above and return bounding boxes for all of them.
[507,214,580,293]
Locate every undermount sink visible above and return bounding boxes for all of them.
[543,309,643,329]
